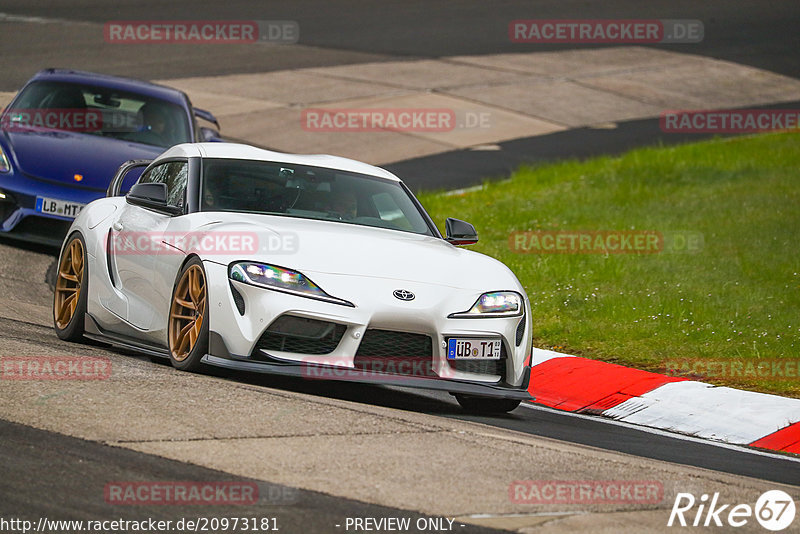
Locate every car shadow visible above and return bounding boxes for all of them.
[142,353,468,416]
[0,235,61,290]
[215,364,529,421]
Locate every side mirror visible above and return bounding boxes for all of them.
[194,108,222,142]
[200,126,221,142]
[193,108,220,129]
[445,217,478,246]
[126,182,181,215]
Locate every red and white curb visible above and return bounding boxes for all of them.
[526,348,800,455]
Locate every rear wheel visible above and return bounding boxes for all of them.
[53,233,88,341]
[455,394,521,414]
[168,258,209,371]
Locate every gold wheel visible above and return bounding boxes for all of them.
[54,238,84,329]
[169,264,207,362]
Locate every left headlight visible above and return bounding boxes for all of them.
[0,145,11,173]
[229,262,354,307]
[448,291,523,318]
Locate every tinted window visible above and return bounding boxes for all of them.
[201,159,433,235]
[6,81,190,148]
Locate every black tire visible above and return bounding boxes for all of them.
[167,257,209,371]
[53,232,88,342]
[455,394,521,414]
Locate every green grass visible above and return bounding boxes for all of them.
[418,133,800,397]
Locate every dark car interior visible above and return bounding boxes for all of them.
[7,80,191,148]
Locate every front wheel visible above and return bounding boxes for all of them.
[455,394,521,414]
[168,258,209,371]
[53,233,88,341]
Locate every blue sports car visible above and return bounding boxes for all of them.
[0,69,220,245]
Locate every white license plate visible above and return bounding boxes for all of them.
[35,197,85,218]
[447,338,502,360]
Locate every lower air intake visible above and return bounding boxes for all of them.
[254,315,345,355]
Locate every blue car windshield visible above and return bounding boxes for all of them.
[4,81,191,148]
[200,158,435,236]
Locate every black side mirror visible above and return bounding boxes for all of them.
[126,182,181,215]
[445,217,478,246]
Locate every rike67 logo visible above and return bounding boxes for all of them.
[668,490,796,531]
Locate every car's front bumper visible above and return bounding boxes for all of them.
[0,171,101,245]
[202,351,533,400]
[204,260,533,396]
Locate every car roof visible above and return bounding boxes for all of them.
[158,143,403,182]
[28,68,188,106]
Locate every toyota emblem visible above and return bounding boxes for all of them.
[393,289,415,301]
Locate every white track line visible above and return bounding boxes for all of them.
[0,13,95,26]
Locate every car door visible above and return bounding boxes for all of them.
[108,160,189,334]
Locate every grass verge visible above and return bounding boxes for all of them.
[418,133,800,397]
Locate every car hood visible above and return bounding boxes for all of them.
[186,213,522,291]
[2,128,163,191]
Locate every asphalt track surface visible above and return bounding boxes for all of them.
[131,360,800,488]
[2,1,798,188]
[1,1,799,530]
[0,419,508,533]
[0,0,798,86]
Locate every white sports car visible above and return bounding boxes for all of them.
[53,143,532,413]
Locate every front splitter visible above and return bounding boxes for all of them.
[202,354,533,400]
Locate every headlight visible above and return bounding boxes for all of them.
[0,146,10,173]
[229,262,353,307]
[448,291,523,318]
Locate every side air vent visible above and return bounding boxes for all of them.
[230,283,245,315]
[515,308,526,347]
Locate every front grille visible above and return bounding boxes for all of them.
[355,329,433,359]
[253,315,346,355]
[354,329,435,377]
[0,202,15,225]
[447,343,507,378]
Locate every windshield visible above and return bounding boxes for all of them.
[4,80,191,148]
[200,158,434,236]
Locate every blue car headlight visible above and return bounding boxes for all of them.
[448,291,523,318]
[0,145,10,173]
[229,262,353,307]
